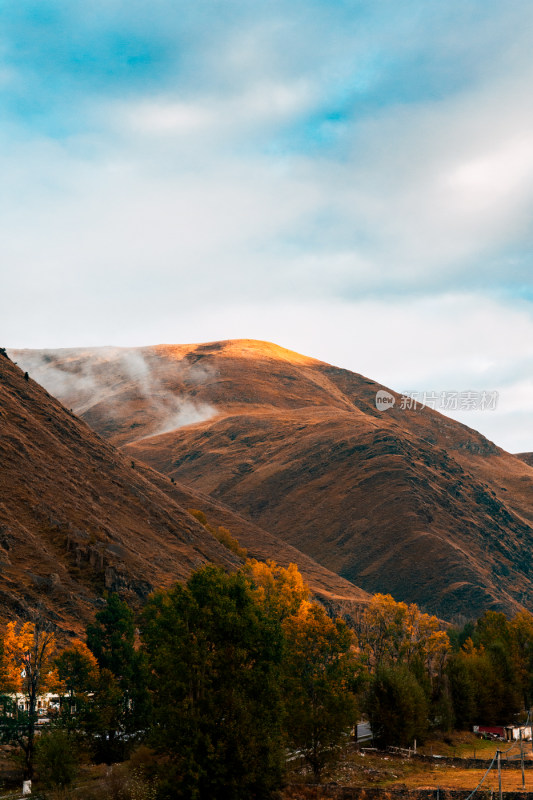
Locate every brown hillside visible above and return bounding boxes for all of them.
[12,340,533,620]
[517,453,533,468]
[0,349,366,635]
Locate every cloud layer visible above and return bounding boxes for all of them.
[1,1,533,450]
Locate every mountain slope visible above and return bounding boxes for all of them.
[0,349,366,635]
[12,340,533,620]
[517,453,533,468]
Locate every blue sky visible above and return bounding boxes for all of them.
[2,0,533,451]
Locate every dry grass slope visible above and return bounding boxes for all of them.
[11,340,533,620]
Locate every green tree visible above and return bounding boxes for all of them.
[510,611,533,710]
[86,594,136,687]
[82,667,126,764]
[447,634,519,727]
[141,565,285,800]
[35,727,79,791]
[366,663,429,748]
[475,611,521,719]
[446,649,477,729]
[86,594,150,755]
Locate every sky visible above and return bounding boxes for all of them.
[1,0,533,452]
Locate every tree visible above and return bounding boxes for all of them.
[283,602,360,781]
[366,663,429,748]
[359,594,449,673]
[86,593,149,755]
[54,640,99,723]
[0,620,57,780]
[475,611,522,718]
[141,565,285,800]
[82,667,127,764]
[510,611,533,710]
[244,559,310,622]
[446,633,519,727]
[34,727,79,791]
[86,594,136,688]
[446,647,477,729]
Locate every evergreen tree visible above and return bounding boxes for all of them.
[86,594,136,687]
[86,594,149,760]
[366,663,429,748]
[141,565,285,800]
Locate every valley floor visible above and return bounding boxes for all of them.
[3,732,533,799]
[287,733,533,794]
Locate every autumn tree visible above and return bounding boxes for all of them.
[0,620,57,780]
[244,559,310,621]
[54,640,99,721]
[283,602,360,781]
[359,594,449,673]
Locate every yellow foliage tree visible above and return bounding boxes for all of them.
[360,593,449,673]
[244,559,310,621]
[283,602,360,780]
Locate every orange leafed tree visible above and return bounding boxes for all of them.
[54,640,100,698]
[245,559,310,621]
[1,620,57,779]
[283,601,360,780]
[359,593,449,673]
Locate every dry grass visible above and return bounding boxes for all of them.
[288,733,533,792]
[417,731,533,761]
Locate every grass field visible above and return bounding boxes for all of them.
[288,732,533,792]
[416,731,533,762]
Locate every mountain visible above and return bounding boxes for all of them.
[517,453,533,468]
[0,349,366,636]
[12,340,533,620]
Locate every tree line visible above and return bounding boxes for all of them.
[2,557,533,798]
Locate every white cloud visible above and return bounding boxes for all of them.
[128,293,532,454]
[2,1,533,455]
[12,347,216,435]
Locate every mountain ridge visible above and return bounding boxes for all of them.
[0,348,367,636]
[11,340,533,620]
